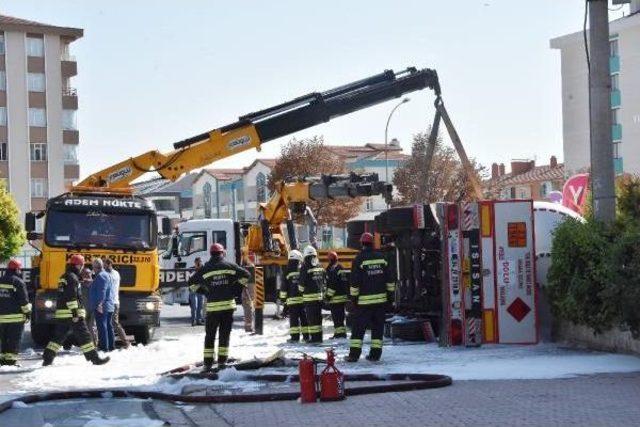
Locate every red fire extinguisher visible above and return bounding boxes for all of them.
[320,348,345,401]
[299,354,317,403]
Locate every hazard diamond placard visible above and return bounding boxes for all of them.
[493,201,538,344]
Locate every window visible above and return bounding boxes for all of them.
[612,108,620,125]
[510,187,516,199]
[26,36,44,57]
[611,74,619,91]
[178,232,207,256]
[0,71,5,91]
[0,33,5,55]
[0,142,6,161]
[27,73,46,92]
[256,172,267,203]
[28,108,47,127]
[613,141,621,159]
[365,197,373,211]
[518,188,528,199]
[0,107,6,126]
[62,109,76,130]
[30,178,48,198]
[153,199,175,212]
[540,181,552,199]
[63,144,78,164]
[30,143,47,161]
[609,38,619,57]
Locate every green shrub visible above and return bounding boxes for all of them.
[608,223,640,338]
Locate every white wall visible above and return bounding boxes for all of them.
[45,34,64,197]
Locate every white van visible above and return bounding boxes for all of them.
[160,219,237,304]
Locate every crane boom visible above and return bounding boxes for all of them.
[77,67,440,189]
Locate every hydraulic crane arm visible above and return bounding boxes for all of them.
[77,67,440,189]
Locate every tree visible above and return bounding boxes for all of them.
[393,130,486,205]
[268,136,362,227]
[0,181,26,262]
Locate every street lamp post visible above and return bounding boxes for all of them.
[384,98,410,184]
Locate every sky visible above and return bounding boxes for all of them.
[0,0,631,179]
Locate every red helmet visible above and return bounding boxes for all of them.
[7,259,22,270]
[69,254,85,266]
[360,232,374,245]
[210,243,225,254]
[327,251,338,262]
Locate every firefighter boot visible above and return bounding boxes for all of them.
[88,351,110,365]
[201,363,213,373]
[366,348,382,362]
[42,348,56,366]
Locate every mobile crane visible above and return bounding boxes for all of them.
[25,66,441,345]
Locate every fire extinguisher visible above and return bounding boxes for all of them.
[320,348,345,401]
[299,353,317,403]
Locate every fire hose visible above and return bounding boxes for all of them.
[0,372,451,414]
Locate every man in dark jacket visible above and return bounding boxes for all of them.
[43,255,110,366]
[299,245,325,343]
[345,233,395,362]
[188,243,251,372]
[279,250,309,342]
[0,260,31,366]
[324,251,349,339]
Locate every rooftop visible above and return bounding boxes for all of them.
[0,14,83,40]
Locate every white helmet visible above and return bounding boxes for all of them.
[303,245,318,258]
[288,250,303,262]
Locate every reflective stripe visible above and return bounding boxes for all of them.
[386,282,396,291]
[0,314,26,323]
[358,293,387,305]
[307,325,322,333]
[218,347,229,356]
[205,300,236,312]
[371,339,383,349]
[238,278,248,285]
[46,342,61,352]
[58,278,67,284]
[54,309,73,319]
[203,348,215,356]
[350,339,363,348]
[361,259,387,267]
[202,269,237,279]
[0,283,14,290]
[303,293,322,302]
[335,326,347,334]
[286,272,300,280]
[308,267,325,273]
[80,342,96,353]
[297,285,305,293]
[289,326,301,334]
[1,352,18,361]
[189,285,200,292]
[329,295,348,304]
[286,296,304,305]
[77,309,86,318]
[21,303,32,313]
[338,270,350,275]
[66,300,79,309]
[350,287,359,296]
[279,291,288,300]
[326,288,336,296]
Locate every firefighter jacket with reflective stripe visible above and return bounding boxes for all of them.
[55,268,86,319]
[325,262,349,304]
[280,262,303,306]
[299,259,325,302]
[349,248,394,306]
[188,256,251,312]
[0,272,31,323]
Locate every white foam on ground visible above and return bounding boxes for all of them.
[4,314,640,399]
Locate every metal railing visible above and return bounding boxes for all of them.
[62,87,77,97]
[60,53,76,61]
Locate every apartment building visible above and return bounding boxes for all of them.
[0,15,82,218]
[550,2,640,176]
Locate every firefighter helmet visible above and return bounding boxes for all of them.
[360,232,374,245]
[210,243,225,254]
[327,251,338,262]
[303,246,318,258]
[69,254,85,266]
[7,259,22,270]
[288,250,303,262]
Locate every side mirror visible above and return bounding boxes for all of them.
[161,217,172,236]
[25,212,37,232]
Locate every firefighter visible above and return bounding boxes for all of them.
[0,260,31,366]
[43,255,110,366]
[279,250,309,342]
[188,243,251,372]
[344,232,395,362]
[324,251,348,339]
[299,246,325,343]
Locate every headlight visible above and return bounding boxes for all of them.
[136,300,159,311]
[44,300,54,309]
[145,301,155,311]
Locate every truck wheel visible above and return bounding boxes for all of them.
[133,326,155,345]
[31,323,54,347]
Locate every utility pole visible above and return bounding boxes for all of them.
[588,0,616,222]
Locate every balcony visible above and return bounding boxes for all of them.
[62,87,77,97]
[61,60,77,77]
[614,158,623,175]
[609,56,620,74]
[63,129,79,144]
[610,90,621,108]
[62,87,78,109]
[612,124,622,141]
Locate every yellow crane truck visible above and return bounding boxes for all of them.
[25,66,440,345]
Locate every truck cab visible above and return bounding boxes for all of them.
[160,219,236,304]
